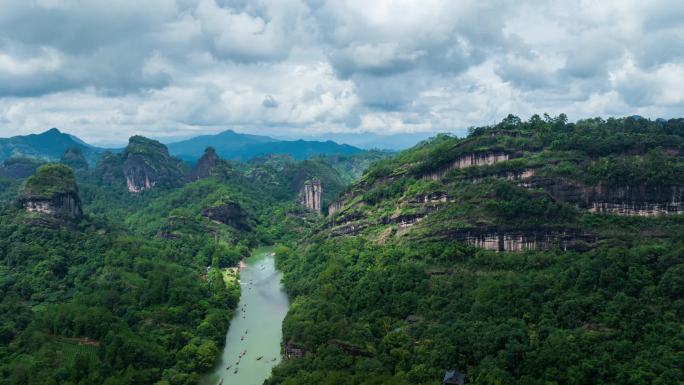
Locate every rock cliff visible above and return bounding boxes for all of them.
[190,147,220,180]
[94,136,186,193]
[529,178,684,216]
[18,164,82,220]
[445,229,594,252]
[202,202,251,230]
[299,179,322,213]
[425,152,510,180]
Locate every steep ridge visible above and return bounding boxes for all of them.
[94,136,187,192]
[190,147,221,180]
[17,163,82,221]
[325,116,684,252]
[270,115,684,385]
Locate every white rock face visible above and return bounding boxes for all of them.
[426,152,510,180]
[22,194,82,219]
[300,180,322,213]
[24,200,55,215]
[126,174,156,193]
[463,232,573,252]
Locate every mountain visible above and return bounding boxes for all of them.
[0,128,102,164]
[166,129,275,160]
[17,163,83,221]
[270,115,684,385]
[93,136,187,192]
[166,129,363,161]
[325,115,684,244]
[189,146,221,180]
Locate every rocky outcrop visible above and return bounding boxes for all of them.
[448,229,594,252]
[94,136,186,193]
[18,164,82,220]
[202,202,250,230]
[299,179,322,213]
[190,147,219,180]
[529,178,684,216]
[22,195,82,219]
[123,156,159,193]
[60,145,88,171]
[425,152,510,180]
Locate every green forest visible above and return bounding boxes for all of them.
[1,115,683,385]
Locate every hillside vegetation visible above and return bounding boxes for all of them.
[1,116,683,385]
[269,115,684,385]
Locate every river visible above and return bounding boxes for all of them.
[200,247,289,385]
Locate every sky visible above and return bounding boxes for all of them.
[0,0,683,145]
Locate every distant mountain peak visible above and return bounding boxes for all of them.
[43,127,62,135]
[166,129,359,161]
[0,127,103,163]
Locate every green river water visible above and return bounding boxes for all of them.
[200,247,289,385]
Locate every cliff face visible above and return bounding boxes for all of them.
[18,164,82,220]
[123,156,158,193]
[190,147,219,180]
[445,229,594,252]
[202,202,250,230]
[425,152,510,180]
[94,136,186,193]
[22,194,82,219]
[299,179,322,213]
[529,178,684,216]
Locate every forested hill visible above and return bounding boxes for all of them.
[269,115,684,385]
[0,134,375,384]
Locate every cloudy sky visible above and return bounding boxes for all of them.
[0,0,683,145]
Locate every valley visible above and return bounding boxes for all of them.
[200,248,289,385]
[0,115,683,385]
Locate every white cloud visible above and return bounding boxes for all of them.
[0,0,683,142]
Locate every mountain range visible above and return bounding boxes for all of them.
[1,115,683,384]
[0,128,101,163]
[166,129,363,162]
[0,128,366,164]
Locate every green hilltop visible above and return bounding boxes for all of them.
[20,163,79,200]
